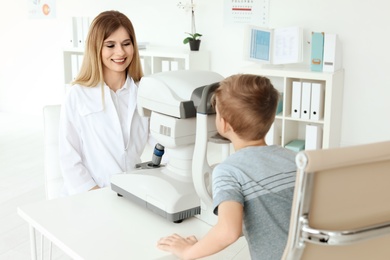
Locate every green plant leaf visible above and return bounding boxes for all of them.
[193,33,202,39]
[183,32,202,44]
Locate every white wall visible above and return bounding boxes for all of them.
[1,0,389,146]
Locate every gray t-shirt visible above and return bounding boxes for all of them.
[212,145,296,260]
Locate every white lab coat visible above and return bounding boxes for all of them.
[59,77,149,195]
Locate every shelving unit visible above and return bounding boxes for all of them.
[241,65,344,149]
[63,48,84,85]
[139,47,210,75]
[63,47,210,86]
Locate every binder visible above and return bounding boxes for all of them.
[301,82,312,120]
[171,61,179,71]
[64,17,75,48]
[140,58,145,73]
[81,17,90,49]
[71,54,78,81]
[77,54,84,74]
[276,92,284,115]
[162,60,170,72]
[323,33,342,72]
[75,17,83,48]
[305,124,323,150]
[310,32,324,72]
[291,81,302,118]
[265,123,279,145]
[310,83,324,120]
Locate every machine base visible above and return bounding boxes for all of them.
[112,182,200,223]
[110,168,201,223]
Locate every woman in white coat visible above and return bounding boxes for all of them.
[59,10,149,195]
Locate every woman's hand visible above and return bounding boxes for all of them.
[89,185,100,191]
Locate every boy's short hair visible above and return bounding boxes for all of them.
[212,74,279,141]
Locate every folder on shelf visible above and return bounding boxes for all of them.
[81,17,90,49]
[285,140,305,152]
[246,25,303,65]
[74,17,83,48]
[276,92,284,115]
[140,58,145,72]
[305,124,323,150]
[171,61,179,71]
[310,32,324,72]
[77,54,84,74]
[310,82,324,121]
[138,42,149,50]
[323,33,342,72]
[71,54,78,81]
[265,123,279,145]
[162,60,170,72]
[301,82,312,120]
[64,17,75,48]
[272,26,303,65]
[291,81,302,118]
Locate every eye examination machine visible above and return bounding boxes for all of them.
[110,70,228,224]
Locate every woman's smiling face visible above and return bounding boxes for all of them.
[101,26,133,75]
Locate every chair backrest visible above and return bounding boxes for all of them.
[43,105,63,200]
[282,141,390,260]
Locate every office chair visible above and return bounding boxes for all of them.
[41,105,63,259]
[282,141,390,260]
[43,105,64,200]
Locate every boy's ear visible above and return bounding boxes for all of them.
[221,117,233,133]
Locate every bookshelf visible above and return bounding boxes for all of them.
[62,47,210,86]
[240,65,344,149]
[139,47,210,75]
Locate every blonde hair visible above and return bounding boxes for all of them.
[212,74,279,141]
[72,10,143,87]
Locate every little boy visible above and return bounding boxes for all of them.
[157,74,297,260]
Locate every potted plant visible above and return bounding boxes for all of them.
[178,0,202,51]
[183,32,202,51]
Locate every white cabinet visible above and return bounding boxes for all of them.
[241,66,344,149]
[63,48,84,85]
[139,47,210,75]
[63,47,210,86]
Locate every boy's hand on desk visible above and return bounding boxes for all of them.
[157,233,197,258]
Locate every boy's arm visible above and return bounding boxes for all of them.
[157,201,243,260]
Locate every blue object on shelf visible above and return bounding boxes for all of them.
[285,139,305,152]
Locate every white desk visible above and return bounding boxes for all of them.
[18,188,249,260]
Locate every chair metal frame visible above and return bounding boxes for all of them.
[283,141,390,260]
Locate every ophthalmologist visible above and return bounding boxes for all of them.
[59,10,150,196]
